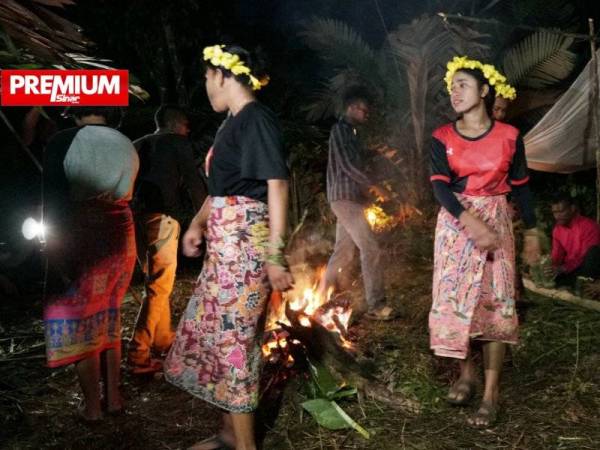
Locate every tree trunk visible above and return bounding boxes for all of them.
[161,11,188,106]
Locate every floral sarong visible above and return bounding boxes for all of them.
[44,201,136,368]
[429,195,517,359]
[164,196,269,413]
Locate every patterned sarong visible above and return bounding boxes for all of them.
[164,196,270,413]
[44,201,136,368]
[429,195,518,359]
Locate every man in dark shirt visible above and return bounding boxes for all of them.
[128,105,206,374]
[320,86,394,320]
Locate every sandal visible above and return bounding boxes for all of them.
[446,380,475,406]
[365,305,398,321]
[467,400,498,428]
[188,434,234,450]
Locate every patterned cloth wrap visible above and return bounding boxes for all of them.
[429,194,518,359]
[44,201,136,368]
[164,196,270,413]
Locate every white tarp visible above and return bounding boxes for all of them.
[524,50,600,173]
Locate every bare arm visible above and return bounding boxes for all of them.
[190,196,211,230]
[266,179,294,291]
[182,196,211,257]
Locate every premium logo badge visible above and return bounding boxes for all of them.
[1,70,129,106]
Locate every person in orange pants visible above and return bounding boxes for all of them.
[128,105,206,374]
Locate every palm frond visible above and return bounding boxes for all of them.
[302,70,365,121]
[0,0,88,65]
[0,2,149,101]
[300,18,383,85]
[502,31,577,89]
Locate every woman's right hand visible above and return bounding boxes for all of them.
[182,224,205,257]
[460,211,500,252]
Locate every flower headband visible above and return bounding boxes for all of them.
[203,45,269,91]
[444,56,517,101]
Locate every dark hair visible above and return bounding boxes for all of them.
[155,104,188,129]
[551,192,576,207]
[205,44,269,90]
[455,68,496,117]
[67,106,123,128]
[342,85,372,110]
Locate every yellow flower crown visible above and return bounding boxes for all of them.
[444,56,517,101]
[203,45,269,91]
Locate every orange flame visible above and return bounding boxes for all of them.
[263,266,353,358]
[364,203,422,233]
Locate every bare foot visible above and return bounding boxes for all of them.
[104,395,125,415]
[188,433,235,450]
[446,378,475,405]
[78,405,103,423]
[467,400,498,428]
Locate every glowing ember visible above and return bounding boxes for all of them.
[364,203,422,233]
[364,204,393,232]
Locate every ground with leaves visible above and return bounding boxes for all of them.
[2,224,600,450]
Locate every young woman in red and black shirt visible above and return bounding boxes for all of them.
[429,62,541,427]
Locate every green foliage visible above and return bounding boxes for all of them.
[0,1,149,100]
[301,399,370,438]
[502,31,577,89]
[301,358,369,439]
[299,18,393,121]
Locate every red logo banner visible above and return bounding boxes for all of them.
[0,70,129,106]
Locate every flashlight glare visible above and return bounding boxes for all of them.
[22,217,45,240]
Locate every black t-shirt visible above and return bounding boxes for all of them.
[208,102,289,203]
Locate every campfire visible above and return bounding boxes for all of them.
[260,268,420,422]
[262,269,353,366]
[364,202,422,233]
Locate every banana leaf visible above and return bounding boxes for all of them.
[301,398,370,439]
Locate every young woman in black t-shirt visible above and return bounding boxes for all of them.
[163,45,293,450]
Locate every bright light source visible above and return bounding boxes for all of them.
[22,217,46,241]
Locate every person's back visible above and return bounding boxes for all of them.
[43,106,137,421]
[134,132,205,220]
[128,105,206,375]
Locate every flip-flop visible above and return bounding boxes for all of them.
[365,305,398,321]
[467,400,498,428]
[188,435,234,450]
[446,380,475,406]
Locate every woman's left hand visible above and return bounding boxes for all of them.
[522,234,542,266]
[267,264,294,291]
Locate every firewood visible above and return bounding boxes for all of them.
[280,302,421,414]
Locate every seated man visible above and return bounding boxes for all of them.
[547,194,600,289]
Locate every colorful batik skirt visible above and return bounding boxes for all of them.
[44,201,136,368]
[164,196,270,413]
[429,194,518,360]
